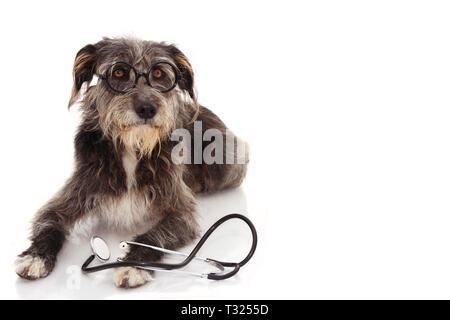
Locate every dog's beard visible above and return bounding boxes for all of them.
[120,125,161,159]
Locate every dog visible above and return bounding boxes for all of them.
[14,37,248,288]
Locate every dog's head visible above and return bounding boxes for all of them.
[68,37,197,157]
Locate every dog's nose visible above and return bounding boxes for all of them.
[134,103,157,120]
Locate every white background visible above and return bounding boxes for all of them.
[1,0,450,299]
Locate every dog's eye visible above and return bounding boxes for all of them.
[152,69,163,79]
[113,69,125,78]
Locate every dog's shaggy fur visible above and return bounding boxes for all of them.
[14,37,248,288]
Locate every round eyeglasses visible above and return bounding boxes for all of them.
[99,61,180,94]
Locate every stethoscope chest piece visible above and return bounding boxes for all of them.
[90,236,111,262]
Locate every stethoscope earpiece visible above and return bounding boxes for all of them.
[119,241,128,250]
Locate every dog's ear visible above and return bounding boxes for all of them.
[167,45,195,100]
[167,45,199,121]
[68,44,97,108]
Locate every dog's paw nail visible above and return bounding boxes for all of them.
[114,267,152,288]
[14,255,49,280]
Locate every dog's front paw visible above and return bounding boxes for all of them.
[114,267,153,288]
[14,255,50,280]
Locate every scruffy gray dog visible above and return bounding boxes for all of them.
[14,37,248,288]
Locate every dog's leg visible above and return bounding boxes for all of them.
[114,212,198,288]
[184,106,249,193]
[15,212,66,280]
[14,183,83,280]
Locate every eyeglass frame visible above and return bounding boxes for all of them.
[98,61,181,94]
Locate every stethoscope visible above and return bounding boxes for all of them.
[81,214,257,280]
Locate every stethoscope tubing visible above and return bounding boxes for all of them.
[81,213,257,280]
